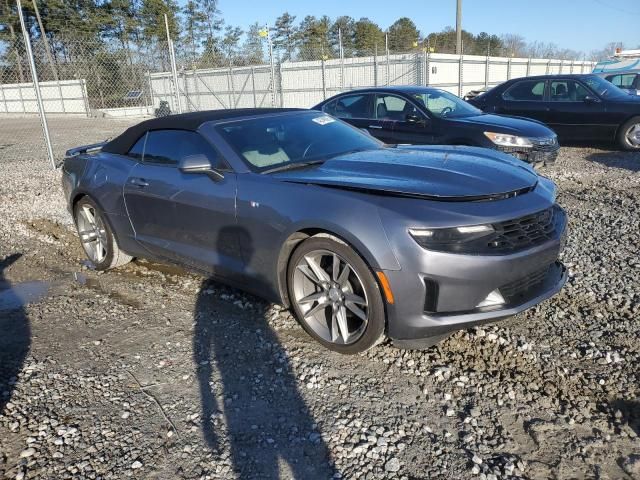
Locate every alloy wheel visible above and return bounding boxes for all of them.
[292,249,369,345]
[626,122,640,148]
[76,204,108,264]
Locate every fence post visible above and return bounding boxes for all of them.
[227,67,234,109]
[373,45,378,87]
[18,82,26,113]
[385,34,390,86]
[17,0,55,169]
[425,50,430,86]
[339,28,345,90]
[80,79,90,117]
[251,67,257,107]
[321,57,327,100]
[485,54,490,89]
[0,85,6,113]
[267,32,277,107]
[146,71,154,114]
[164,14,183,114]
[182,71,191,111]
[546,59,550,75]
[193,68,201,110]
[526,58,531,77]
[278,62,284,107]
[560,59,564,74]
[56,81,66,114]
[507,57,512,80]
[458,54,464,97]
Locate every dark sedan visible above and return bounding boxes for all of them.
[62,109,567,353]
[313,86,559,166]
[468,74,640,150]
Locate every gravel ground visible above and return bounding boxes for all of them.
[0,117,639,480]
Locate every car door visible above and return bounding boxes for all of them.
[546,79,611,141]
[493,79,549,122]
[123,129,240,276]
[372,93,434,144]
[322,93,374,132]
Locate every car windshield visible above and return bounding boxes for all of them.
[216,112,382,171]
[410,89,482,118]
[583,75,628,99]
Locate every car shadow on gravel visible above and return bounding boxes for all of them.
[584,151,640,172]
[0,254,31,414]
[193,227,338,479]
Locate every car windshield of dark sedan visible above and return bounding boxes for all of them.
[583,75,629,99]
[411,89,482,119]
[216,113,382,170]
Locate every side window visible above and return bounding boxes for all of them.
[330,94,370,119]
[322,100,337,116]
[502,80,546,101]
[143,130,222,167]
[607,74,636,89]
[127,133,146,160]
[550,80,591,102]
[375,94,419,121]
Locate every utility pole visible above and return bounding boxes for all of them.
[455,0,462,55]
[31,0,58,81]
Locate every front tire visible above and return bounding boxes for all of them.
[73,196,132,271]
[618,116,640,151]
[287,236,386,354]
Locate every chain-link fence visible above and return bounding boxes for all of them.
[0,19,596,168]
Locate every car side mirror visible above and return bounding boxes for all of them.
[583,95,598,104]
[179,154,224,181]
[405,113,426,125]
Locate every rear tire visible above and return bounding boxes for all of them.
[73,196,132,271]
[618,116,640,151]
[287,236,386,354]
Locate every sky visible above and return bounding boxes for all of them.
[197,0,639,55]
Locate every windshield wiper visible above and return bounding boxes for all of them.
[261,159,326,174]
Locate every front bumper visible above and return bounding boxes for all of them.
[496,143,559,166]
[384,232,567,345]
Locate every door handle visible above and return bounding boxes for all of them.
[129,178,149,187]
[368,125,383,129]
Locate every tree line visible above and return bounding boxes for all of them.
[2,0,612,73]
[0,1,631,107]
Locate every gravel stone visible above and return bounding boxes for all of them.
[0,123,639,480]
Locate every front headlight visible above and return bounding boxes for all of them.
[409,224,495,252]
[484,131,533,148]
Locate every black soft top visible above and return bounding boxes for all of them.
[102,108,303,155]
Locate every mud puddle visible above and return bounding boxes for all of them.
[0,280,50,310]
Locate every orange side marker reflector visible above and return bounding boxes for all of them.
[376,271,395,305]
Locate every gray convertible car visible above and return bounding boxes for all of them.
[62,108,568,353]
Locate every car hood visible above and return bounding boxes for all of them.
[452,113,554,137]
[273,146,539,201]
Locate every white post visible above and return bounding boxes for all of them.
[267,27,277,107]
[458,54,464,97]
[17,0,55,169]
[385,33,390,86]
[338,28,345,90]
[165,14,183,113]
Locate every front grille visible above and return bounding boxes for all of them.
[497,140,559,165]
[499,265,550,302]
[489,205,564,253]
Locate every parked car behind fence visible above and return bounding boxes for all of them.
[314,87,559,166]
[468,74,640,150]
